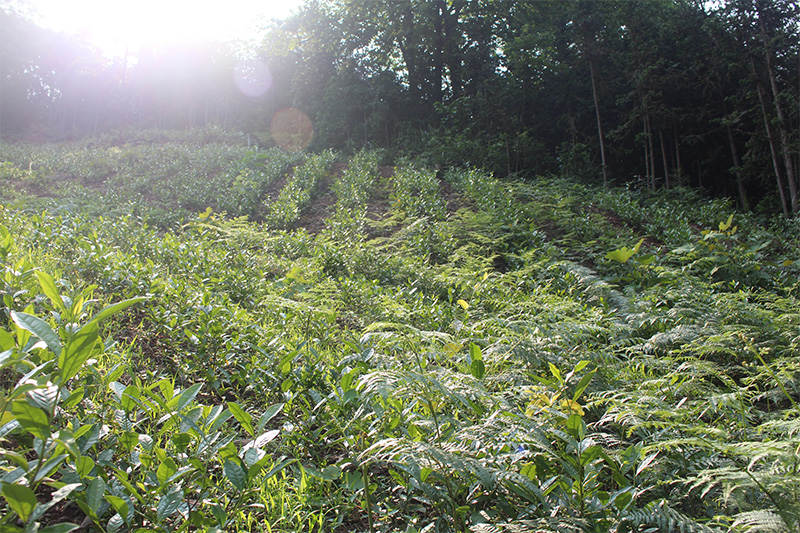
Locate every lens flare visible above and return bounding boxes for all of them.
[233,60,272,98]
[270,108,313,152]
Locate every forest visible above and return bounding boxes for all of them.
[2,0,799,213]
[0,1,800,532]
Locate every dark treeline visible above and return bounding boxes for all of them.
[1,1,798,214]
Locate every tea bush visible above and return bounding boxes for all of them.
[0,140,798,532]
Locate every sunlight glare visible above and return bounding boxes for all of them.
[271,108,314,152]
[17,0,302,57]
[234,60,273,98]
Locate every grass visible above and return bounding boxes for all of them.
[0,134,799,532]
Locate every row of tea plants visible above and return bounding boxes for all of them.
[0,138,799,532]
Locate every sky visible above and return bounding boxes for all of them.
[3,0,305,57]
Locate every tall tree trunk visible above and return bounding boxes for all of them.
[673,129,682,187]
[432,0,445,103]
[750,53,790,216]
[645,114,656,190]
[726,125,749,210]
[659,128,670,189]
[643,119,651,189]
[443,0,464,100]
[589,58,608,188]
[756,0,798,213]
[398,1,421,104]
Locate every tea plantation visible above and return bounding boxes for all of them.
[1,137,799,532]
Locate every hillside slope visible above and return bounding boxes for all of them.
[1,141,799,532]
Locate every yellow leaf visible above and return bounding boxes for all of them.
[719,214,734,232]
[457,299,469,310]
[560,399,585,416]
[0,410,14,427]
[444,342,462,355]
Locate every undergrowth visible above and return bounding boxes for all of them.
[0,139,798,532]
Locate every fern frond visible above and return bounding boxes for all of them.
[471,517,589,533]
[730,510,789,532]
[621,499,720,532]
[361,436,505,492]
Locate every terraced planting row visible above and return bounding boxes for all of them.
[0,140,799,532]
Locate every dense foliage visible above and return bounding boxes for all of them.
[0,139,799,532]
[2,0,798,214]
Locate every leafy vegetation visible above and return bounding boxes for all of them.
[0,139,799,532]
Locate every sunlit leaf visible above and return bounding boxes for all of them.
[2,483,37,522]
[59,320,99,383]
[605,238,644,263]
[35,271,66,314]
[11,399,50,440]
[157,457,178,485]
[227,401,254,436]
[174,383,202,412]
[10,311,61,357]
[88,297,148,326]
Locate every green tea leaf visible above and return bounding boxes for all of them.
[86,476,105,513]
[171,432,192,452]
[76,456,95,478]
[224,458,246,491]
[109,466,143,503]
[470,359,485,380]
[572,368,596,402]
[107,514,125,533]
[2,483,37,522]
[257,403,284,431]
[157,457,178,485]
[243,430,279,451]
[211,504,227,527]
[156,487,183,522]
[106,494,129,523]
[35,271,66,315]
[59,320,99,383]
[566,414,585,440]
[613,489,634,511]
[1,450,28,470]
[468,343,482,362]
[38,525,80,533]
[27,382,59,411]
[10,311,61,357]
[120,385,141,414]
[88,297,148,326]
[11,399,50,440]
[419,467,433,483]
[548,363,563,384]
[33,453,68,482]
[118,431,138,453]
[174,383,202,412]
[520,463,536,481]
[227,402,254,436]
[0,329,15,351]
[579,445,602,466]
